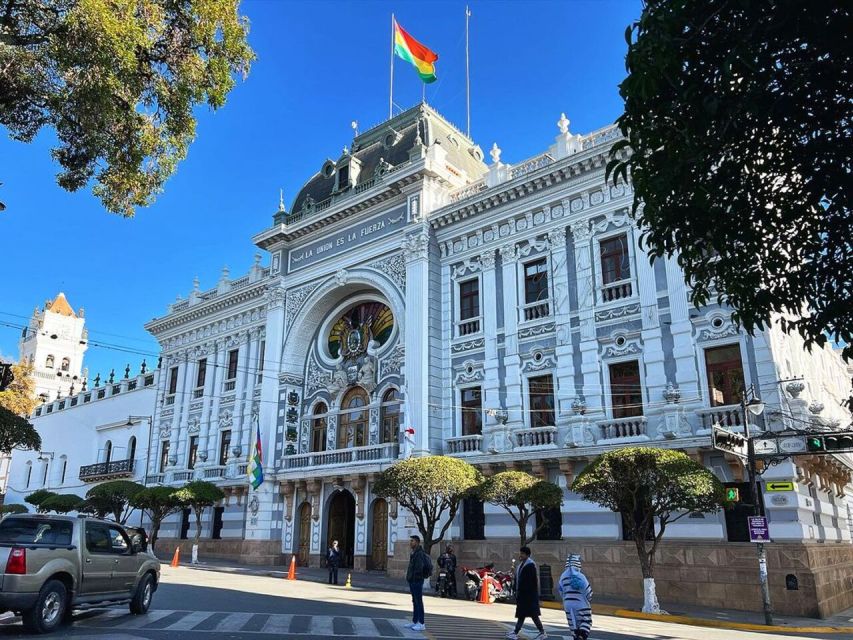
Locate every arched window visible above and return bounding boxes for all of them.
[128,436,137,462]
[25,462,32,488]
[41,460,49,486]
[45,355,54,369]
[311,403,328,453]
[103,440,112,464]
[380,389,401,444]
[338,387,369,449]
[60,357,70,372]
[59,456,68,484]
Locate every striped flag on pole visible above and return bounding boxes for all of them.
[248,424,264,490]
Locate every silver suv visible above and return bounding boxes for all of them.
[0,514,161,633]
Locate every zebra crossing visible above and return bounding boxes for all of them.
[69,609,426,637]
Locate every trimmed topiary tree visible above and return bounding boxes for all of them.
[374,455,481,555]
[24,489,57,513]
[0,503,29,515]
[83,480,145,523]
[173,480,225,564]
[40,493,84,514]
[572,447,725,614]
[477,471,563,548]
[130,486,182,551]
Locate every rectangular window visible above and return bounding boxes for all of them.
[196,358,207,389]
[226,350,239,380]
[461,387,482,436]
[187,435,199,470]
[0,518,72,545]
[338,165,349,189]
[524,258,549,304]
[168,366,178,395]
[159,441,170,473]
[219,430,231,466]
[311,417,327,453]
[705,344,745,406]
[256,340,265,384]
[529,375,555,428]
[600,234,631,285]
[459,279,480,321]
[610,360,643,418]
[212,506,224,540]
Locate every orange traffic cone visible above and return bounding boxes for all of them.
[286,555,297,580]
[478,576,491,604]
[170,546,180,568]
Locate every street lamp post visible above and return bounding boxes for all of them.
[126,415,154,527]
[741,386,773,626]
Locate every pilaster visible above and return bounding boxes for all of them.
[571,219,602,416]
[499,243,523,431]
[664,254,700,403]
[402,228,431,454]
[549,224,574,430]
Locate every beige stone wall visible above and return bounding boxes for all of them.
[389,538,853,619]
[155,538,287,566]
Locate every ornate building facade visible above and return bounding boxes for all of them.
[143,104,852,615]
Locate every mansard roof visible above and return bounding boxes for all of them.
[288,103,488,216]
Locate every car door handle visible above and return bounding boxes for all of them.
[85,558,92,564]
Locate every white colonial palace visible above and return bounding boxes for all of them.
[9,104,852,616]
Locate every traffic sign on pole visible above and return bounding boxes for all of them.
[748,516,770,543]
[765,481,795,492]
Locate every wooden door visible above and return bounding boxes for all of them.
[370,499,388,571]
[297,503,311,566]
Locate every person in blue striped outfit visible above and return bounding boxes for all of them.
[557,554,593,640]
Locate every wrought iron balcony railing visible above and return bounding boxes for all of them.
[79,458,135,482]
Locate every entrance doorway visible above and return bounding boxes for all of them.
[297,502,311,566]
[327,490,356,568]
[369,498,388,571]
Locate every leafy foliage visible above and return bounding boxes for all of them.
[477,471,563,547]
[130,486,182,550]
[609,0,853,368]
[24,489,57,513]
[0,503,28,515]
[173,480,224,548]
[0,361,38,416]
[84,480,145,523]
[40,493,84,514]
[572,447,724,583]
[0,0,255,216]
[374,456,481,554]
[0,406,41,453]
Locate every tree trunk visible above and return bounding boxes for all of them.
[518,515,530,548]
[150,518,161,551]
[634,538,660,613]
[192,508,202,564]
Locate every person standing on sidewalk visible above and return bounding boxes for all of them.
[405,535,432,632]
[327,540,342,585]
[557,554,593,640]
[507,546,547,640]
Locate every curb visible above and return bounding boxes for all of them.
[540,600,853,634]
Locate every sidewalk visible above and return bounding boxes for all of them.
[163,555,853,635]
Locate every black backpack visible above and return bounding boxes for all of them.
[421,552,433,579]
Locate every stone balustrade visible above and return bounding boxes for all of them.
[203,466,226,479]
[280,443,399,471]
[697,404,744,430]
[171,470,194,483]
[446,434,483,455]
[145,473,165,484]
[456,317,481,337]
[597,416,647,441]
[514,426,558,449]
[600,279,633,303]
[521,300,551,321]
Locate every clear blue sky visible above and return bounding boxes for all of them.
[0,0,640,380]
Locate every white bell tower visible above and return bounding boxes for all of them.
[18,292,88,402]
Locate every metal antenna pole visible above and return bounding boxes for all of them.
[465,5,471,137]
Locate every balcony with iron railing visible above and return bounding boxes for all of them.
[79,458,135,482]
[280,443,399,471]
[446,434,483,455]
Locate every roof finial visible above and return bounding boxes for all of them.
[278,188,285,212]
[351,120,359,137]
[557,113,570,135]
[192,276,200,291]
[490,142,502,164]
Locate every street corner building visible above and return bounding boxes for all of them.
[11,104,853,618]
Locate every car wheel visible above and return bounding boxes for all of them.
[21,579,68,634]
[129,573,154,615]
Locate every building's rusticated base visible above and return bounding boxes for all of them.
[155,538,286,567]
[388,539,853,619]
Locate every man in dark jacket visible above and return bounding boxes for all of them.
[327,540,342,585]
[507,546,547,640]
[438,544,458,597]
[405,535,430,632]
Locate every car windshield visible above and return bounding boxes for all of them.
[0,518,73,545]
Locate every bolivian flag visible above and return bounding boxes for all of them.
[248,424,264,490]
[394,20,438,83]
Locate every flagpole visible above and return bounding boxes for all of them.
[465,5,471,137]
[389,13,395,119]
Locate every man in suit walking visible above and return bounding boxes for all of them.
[327,540,342,585]
[507,546,547,640]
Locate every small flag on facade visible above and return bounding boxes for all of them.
[248,424,264,490]
[394,20,438,83]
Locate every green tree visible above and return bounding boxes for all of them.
[0,406,41,453]
[24,489,57,513]
[572,447,725,614]
[477,471,563,548]
[0,361,38,417]
[1,0,255,216]
[0,503,28,515]
[130,486,181,551]
[374,456,481,555]
[608,0,853,370]
[172,480,224,562]
[40,493,84,514]
[83,480,145,523]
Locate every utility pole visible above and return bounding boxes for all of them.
[742,386,774,626]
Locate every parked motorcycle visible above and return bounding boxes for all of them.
[462,563,515,602]
[434,568,453,598]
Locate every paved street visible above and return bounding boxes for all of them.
[0,566,847,640]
